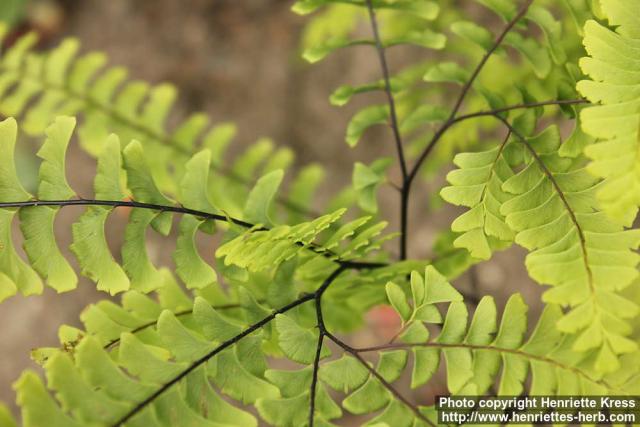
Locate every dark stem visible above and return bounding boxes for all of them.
[454,99,588,122]
[398,0,534,259]
[307,266,345,426]
[407,0,534,188]
[308,330,324,427]
[399,188,409,260]
[325,331,435,427]
[364,0,408,182]
[364,0,410,261]
[447,0,534,121]
[308,301,326,427]
[112,266,348,427]
[111,293,316,426]
[0,198,386,270]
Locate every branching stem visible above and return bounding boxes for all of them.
[325,331,436,427]
[0,198,386,270]
[398,0,535,260]
[364,0,408,182]
[364,0,411,261]
[112,266,348,426]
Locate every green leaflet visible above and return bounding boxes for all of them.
[94,135,125,201]
[122,140,174,235]
[275,314,331,364]
[440,141,515,259]
[319,355,369,393]
[500,126,640,369]
[71,207,130,295]
[578,5,640,225]
[14,371,85,427]
[352,158,392,213]
[346,104,389,147]
[257,364,342,426]
[244,169,283,227]
[19,207,77,292]
[0,209,42,300]
[179,149,217,213]
[174,215,218,289]
[36,116,76,200]
[185,368,258,427]
[526,5,567,65]
[18,117,78,292]
[451,20,494,51]
[122,209,165,293]
[0,117,30,201]
[0,402,16,427]
[423,62,470,85]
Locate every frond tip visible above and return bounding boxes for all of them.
[578,1,640,225]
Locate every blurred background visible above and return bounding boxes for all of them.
[0,0,541,421]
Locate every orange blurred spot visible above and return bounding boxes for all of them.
[367,305,401,340]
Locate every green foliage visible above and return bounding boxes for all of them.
[11,266,638,427]
[578,0,640,226]
[0,117,387,301]
[1,0,639,426]
[296,0,583,178]
[0,28,346,220]
[377,268,638,397]
[440,138,515,259]
[442,121,640,369]
[500,126,640,369]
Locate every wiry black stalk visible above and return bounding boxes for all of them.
[401,0,535,256]
[364,0,410,261]
[308,330,325,427]
[325,331,436,427]
[446,0,535,122]
[307,265,346,427]
[0,198,386,270]
[364,0,408,181]
[454,98,587,122]
[112,266,348,427]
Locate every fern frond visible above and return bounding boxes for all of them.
[0,33,329,218]
[577,1,640,225]
[216,211,393,273]
[0,116,377,301]
[17,265,634,427]
[440,133,515,259]
[499,122,640,371]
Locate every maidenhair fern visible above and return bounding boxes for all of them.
[1,1,639,426]
[0,26,338,221]
[578,0,640,226]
